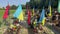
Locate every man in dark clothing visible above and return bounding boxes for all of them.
[52,15,56,21]
[58,14,60,27]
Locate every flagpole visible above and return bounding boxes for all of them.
[50,0,52,23]
[18,0,21,22]
[48,0,52,23]
[18,0,24,22]
[51,0,52,23]
[7,0,10,26]
[7,0,10,20]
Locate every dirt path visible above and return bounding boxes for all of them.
[45,23,60,34]
[3,21,60,34]
[19,21,34,34]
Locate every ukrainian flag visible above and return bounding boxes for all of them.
[39,7,46,25]
[48,1,52,17]
[18,11,24,21]
[33,19,37,27]
[58,0,60,13]
[13,4,24,21]
[32,8,34,16]
[13,4,22,18]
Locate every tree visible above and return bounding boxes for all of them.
[3,7,5,10]
[10,5,18,10]
[51,0,58,8]
[22,5,26,9]
[26,0,58,9]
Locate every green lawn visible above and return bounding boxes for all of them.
[0,9,26,26]
[0,10,15,21]
[0,10,4,20]
[0,9,26,21]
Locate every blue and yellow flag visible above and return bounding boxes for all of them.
[58,0,60,13]
[13,4,24,21]
[48,1,52,17]
[39,8,46,25]
[13,4,22,18]
[32,8,34,16]
[33,19,37,27]
[18,11,24,21]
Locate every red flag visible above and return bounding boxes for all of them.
[27,10,31,25]
[3,5,10,19]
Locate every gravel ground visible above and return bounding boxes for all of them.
[2,20,60,34]
[45,23,60,34]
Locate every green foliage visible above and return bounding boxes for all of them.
[10,5,18,10]
[22,5,26,9]
[0,7,5,10]
[26,0,58,9]
[0,5,26,10]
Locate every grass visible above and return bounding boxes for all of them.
[0,9,26,21]
[10,10,15,14]
[0,32,2,34]
[0,9,26,27]
[0,10,4,21]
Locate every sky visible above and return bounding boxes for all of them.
[0,0,30,8]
